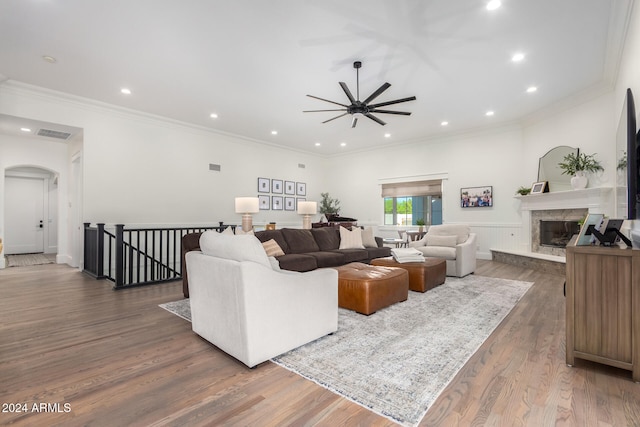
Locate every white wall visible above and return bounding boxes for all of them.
[0,135,69,267]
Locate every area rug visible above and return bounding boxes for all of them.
[159,275,533,426]
[6,253,55,267]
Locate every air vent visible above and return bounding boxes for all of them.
[37,128,72,140]
[298,163,306,169]
[209,163,221,172]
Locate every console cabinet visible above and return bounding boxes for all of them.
[565,242,640,381]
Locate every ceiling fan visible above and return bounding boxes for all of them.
[304,61,417,128]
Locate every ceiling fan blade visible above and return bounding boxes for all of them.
[351,116,358,128]
[369,109,412,115]
[362,82,391,105]
[322,113,348,124]
[339,82,357,104]
[306,94,349,107]
[303,109,348,113]
[368,96,417,109]
[365,113,386,126]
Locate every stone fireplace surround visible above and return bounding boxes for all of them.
[491,187,614,275]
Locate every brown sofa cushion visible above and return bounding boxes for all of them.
[331,249,369,263]
[281,229,320,254]
[275,253,318,272]
[311,227,341,251]
[306,251,346,268]
[254,229,290,253]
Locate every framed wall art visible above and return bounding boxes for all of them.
[460,185,493,208]
[258,195,270,210]
[296,182,306,196]
[272,196,283,210]
[285,181,295,195]
[285,197,296,211]
[272,179,283,194]
[258,177,270,193]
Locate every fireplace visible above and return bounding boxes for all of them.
[539,220,580,248]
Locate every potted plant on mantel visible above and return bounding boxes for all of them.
[558,151,604,190]
[319,192,341,222]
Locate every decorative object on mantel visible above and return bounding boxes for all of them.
[530,181,549,194]
[515,186,531,196]
[319,192,341,221]
[558,151,604,190]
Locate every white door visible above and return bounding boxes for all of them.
[5,176,45,254]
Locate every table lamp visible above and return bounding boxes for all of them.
[298,201,317,229]
[235,197,260,232]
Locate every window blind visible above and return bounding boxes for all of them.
[381,180,442,197]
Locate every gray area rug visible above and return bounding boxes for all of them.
[159,275,533,426]
[6,253,55,267]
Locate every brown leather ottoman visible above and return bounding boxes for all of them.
[333,262,409,315]
[371,257,446,292]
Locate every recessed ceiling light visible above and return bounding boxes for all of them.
[511,53,525,62]
[384,133,391,138]
[340,142,347,147]
[42,55,57,64]
[486,111,495,117]
[120,88,131,95]
[526,86,538,93]
[441,121,449,126]
[271,130,278,135]
[209,113,218,119]
[486,0,501,11]
[315,142,321,147]
[20,127,32,132]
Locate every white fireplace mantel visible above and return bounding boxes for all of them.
[515,187,613,214]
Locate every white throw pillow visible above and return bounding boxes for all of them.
[199,230,271,268]
[339,227,365,249]
[361,227,378,248]
[262,239,285,257]
[425,234,458,247]
[221,226,235,235]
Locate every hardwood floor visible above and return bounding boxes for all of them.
[1,261,638,426]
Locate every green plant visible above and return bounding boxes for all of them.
[515,186,531,196]
[416,218,425,226]
[319,192,341,215]
[618,151,627,170]
[558,152,604,175]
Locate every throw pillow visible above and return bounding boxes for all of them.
[262,239,285,257]
[268,256,281,271]
[425,234,457,248]
[361,227,378,248]
[339,226,365,249]
[221,226,235,235]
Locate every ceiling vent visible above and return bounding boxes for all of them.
[37,128,72,140]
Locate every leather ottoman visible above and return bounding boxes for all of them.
[371,257,446,292]
[333,262,409,315]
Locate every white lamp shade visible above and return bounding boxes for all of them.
[235,197,260,213]
[297,201,317,215]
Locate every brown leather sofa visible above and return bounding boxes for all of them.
[181,227,391,297]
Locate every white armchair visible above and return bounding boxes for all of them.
[186,231,338,368]
[409,224,477,277]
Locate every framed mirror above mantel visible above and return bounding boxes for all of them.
[537,145,578,192]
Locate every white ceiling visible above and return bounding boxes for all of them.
[0,0,633,154]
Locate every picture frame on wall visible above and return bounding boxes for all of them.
[460,185,493,208]
[285,197,295,211]
[285,181,295,195]
[258,177,270,193]
[296,182,306,196]
[258,195,270,210]
[530,181,549,194]
[272,179,283,194]
[272,196,283,210]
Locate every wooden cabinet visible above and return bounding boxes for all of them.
[565,242,640,381]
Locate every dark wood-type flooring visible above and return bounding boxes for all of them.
[1,260,639,426]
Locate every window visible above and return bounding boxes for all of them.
[382,180,443,226]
